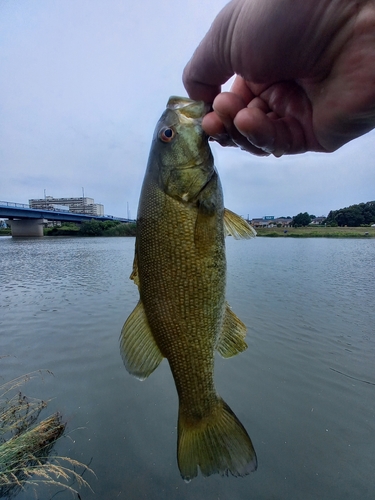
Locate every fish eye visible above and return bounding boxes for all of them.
[159,127,175,142]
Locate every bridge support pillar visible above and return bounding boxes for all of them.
[7,219,47,237]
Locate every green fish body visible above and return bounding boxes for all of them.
[120,96,257,480]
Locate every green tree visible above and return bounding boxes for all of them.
[103,222,136,236]
[325,201,375,226]
[292,212,311,227]
[79,220,103,236]
[101,220,121,230]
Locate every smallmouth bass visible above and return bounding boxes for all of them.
[120,96,257,480]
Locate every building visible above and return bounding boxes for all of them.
[250,217,292,228]
[29,196,104,216]
[310,216,327,225]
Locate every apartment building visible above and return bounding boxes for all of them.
[29,196,104,216]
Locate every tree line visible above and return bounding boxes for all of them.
[291,201,375,227]
[46,220,136,236]
[324,201,375,227]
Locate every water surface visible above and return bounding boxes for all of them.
[1,236,374,499]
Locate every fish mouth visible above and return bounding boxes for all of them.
[167,96,209,120]
[173,156,211,171]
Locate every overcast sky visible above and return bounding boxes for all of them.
[1,0,374,220]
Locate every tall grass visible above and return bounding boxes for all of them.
[0,371,94,498]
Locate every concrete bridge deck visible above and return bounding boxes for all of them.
[0,200,132,236]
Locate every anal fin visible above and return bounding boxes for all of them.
[120,300,163,380]
[216,302,248,358]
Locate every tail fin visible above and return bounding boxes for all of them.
[177,398,257,481]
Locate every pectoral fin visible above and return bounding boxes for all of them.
[216,302,248,358]
[224,209,256,239]
[120,300,163,380]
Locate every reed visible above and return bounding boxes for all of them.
[0,371,94,497]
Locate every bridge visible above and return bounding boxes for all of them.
[0,201,132,237]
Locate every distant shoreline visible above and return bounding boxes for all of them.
[254,226,375,238]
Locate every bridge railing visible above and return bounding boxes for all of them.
[0,201,69,212]
[0,200,131,221]
[0,200,30,209]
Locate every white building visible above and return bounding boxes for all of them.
[29,196,104,216]
[250,217,292,228]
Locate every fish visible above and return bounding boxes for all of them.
[120,96,257,481]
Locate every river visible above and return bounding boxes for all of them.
[1,236,374,500]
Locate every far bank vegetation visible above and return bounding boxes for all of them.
[45,220,136,237]
[1,201,374,238]
[256,201,375,237]
[256,226,375,238]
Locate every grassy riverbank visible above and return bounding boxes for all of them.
[255,226,375,238]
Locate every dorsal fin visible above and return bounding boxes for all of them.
[224,209,256,239]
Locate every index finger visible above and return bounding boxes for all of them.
[183,55,232,103]
[182,3,237,102]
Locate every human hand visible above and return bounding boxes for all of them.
[183,0,375,156]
